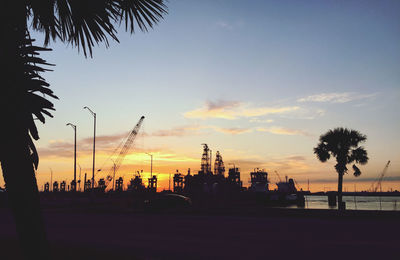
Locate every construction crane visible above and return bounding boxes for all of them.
[99,116,145,191]
[294,179,302,191]
[274,171,282,182]
[369,160,390,192]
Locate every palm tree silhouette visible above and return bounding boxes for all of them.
[0,1,167,258]
[314,127,368,210]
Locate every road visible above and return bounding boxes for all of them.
[1,208,399,259]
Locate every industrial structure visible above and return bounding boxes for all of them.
[173,171,184,193]
[369,160,391,192]
[249,169,269,192]
[40,142,309,200]
[214,151,225,176]
[96,116,145,192]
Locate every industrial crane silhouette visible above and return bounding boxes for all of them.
[274,171,282,182]
[98,116,145,191]
[369,160,390,192]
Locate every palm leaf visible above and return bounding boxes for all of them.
[28,0,167,57]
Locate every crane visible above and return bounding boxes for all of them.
[274,171,282,182]
[369,160,390,192]
[98,116,145,191]
[294,179,302,191]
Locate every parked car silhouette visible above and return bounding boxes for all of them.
[144,194,192,212]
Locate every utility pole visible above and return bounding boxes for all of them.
[210,149,212,173]
[84,106,96,189]
[169,172,171,191]
[50,168,53,192]
[112,159,116,191]
[66,123,77,191]
[84,173,87,192]
[146,153,153,178]
[78,164,82,192]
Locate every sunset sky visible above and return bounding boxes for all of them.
[1,0,399,192]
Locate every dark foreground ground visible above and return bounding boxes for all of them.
[1,206,399,260]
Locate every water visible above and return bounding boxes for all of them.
[289,195,400,211]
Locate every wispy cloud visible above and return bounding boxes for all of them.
[184,100,300,120]
[249,118,274,123]
[152,124,251,136]
[151,125,204,137]
[256,126,313,137]
[216,19,244,31]
[212,127,252,135]
[286,156,307,161]
[39,131,131,159]
[81,132,128,146]
[297,92,377,104]
[216,21,234,30]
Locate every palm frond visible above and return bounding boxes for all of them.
[117,0,167,33]
[313,143,330,162]
[22,38,58,129]
[349,146,368,165]
[352,164,361,177]
[28,0,167,57]
[27,0,59,45]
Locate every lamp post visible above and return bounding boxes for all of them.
[84,106,96,189]
[66,123,77,191]
[49,168,53,192]
[146,153,153,178]
[78,164,82,192]
[111,159,116,191]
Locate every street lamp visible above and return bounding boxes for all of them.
[78,164,82,192]
[84,106,96,189]
[146,153,153,178]
[49,167,53,192]
[66,122,77,191]
[111,159,116,191]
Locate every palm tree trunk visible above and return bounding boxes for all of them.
[0,3,49,258]
[1,133,49,259]
[337,172,344,210]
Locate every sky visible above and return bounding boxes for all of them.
[1,0,399,192]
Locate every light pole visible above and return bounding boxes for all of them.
[111,159,116,191]
[66,123,77,191]
[49,168,53,192]
[84,106,96,189]
[78,164,82,192]
[146,153,153,178]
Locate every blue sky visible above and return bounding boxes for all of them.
[12,0,399,191]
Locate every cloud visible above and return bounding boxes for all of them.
[151,124,251,136]
[212,127,252,135]
[216,20,244,31]
[297,92,377,104]
[286,156,307,161]
[257,126,313,137]
[222,157,312,177]
[184,100,300,120]
[151,125,204,137]
[250,118,274,123]
[38,140,75,158]
[81,132,128,146]
[207,100,240,110]
[216,21,233,30]
[38,131,131,159]
[184,100,241,120]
